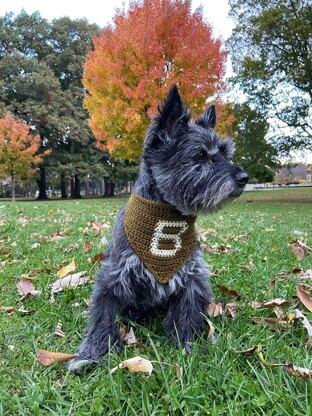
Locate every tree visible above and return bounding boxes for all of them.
[228,0,312,153]
[0,11,100,198]
[83,0,228,160]
[0,113,49,200]
[232,103,279,182]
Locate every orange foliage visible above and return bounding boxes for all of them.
[84,0,228,160]
[0,113,49,180]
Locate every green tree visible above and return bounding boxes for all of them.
[0,11,100,198]
[233,103,279,182]
[228,0,312,153]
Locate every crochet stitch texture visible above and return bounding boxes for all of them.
[124,194,197,284]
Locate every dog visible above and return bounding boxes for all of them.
[68,85,248,373]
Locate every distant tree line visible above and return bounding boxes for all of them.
[0,11,137,199]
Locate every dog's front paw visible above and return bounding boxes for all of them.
[67,357,98,375]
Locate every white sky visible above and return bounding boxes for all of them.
[0,0,234,39]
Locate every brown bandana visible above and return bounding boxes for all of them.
[124,194,197,284]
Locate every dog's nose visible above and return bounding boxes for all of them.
[236,172,249,186]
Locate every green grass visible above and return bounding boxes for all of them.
[0,188,312,415]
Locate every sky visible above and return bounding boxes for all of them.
[0,0,234,40]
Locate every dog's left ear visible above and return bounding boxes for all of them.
[196,105,216,129]
[157,84,191,136]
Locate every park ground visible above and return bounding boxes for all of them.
[0,188,312,415]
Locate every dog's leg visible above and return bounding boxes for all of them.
[68,270,121,373]
[165,269,212,353]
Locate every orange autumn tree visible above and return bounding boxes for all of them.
[0,113,48,201]
[84,0,230,160]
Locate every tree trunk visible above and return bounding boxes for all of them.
[70,177,74,198]
[61,173,67,199]
[85,181,90,197]
[73,175,82,199]
[99,178,105,196]
[36,166,48,200]
[110,182,115,197]
[11,172,15,202]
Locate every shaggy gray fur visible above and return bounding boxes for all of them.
[68,85,248,373]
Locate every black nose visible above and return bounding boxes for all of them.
[236,172,249,186]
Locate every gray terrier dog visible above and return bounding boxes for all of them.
[69,85,248,373]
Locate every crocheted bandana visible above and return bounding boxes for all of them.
[124,194,197,284]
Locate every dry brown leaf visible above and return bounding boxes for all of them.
[296,285,312,312]
[83,241,95,253]
[295,309,312,347]
[54,321,66,337]
[37,349,77,366]
[50,272,90,294]
[286,364,312,380]
[263,298,290,308]
[224,302,238,319]
[124,327,139,346]
[0,306,15,312]
[217,285,241,299]
[91,252,106,264]
[218,244,233,254]
[207,300,223,317]
[292,246,305,261]
[56,259,76,279]
[203,316,215,340]
[119,323,128,341]
[16,278,35,295]
[249,301,263,309]
[299,269,312,280]
[110,356,153,375]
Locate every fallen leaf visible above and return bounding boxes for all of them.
[263,299,290,308]
[56,259,76,279]
[54,321,66,338]
[286,364,312,380]
[82,241,95,253]
[292,246,305,261]
[16,278,35,296]
[295,309,312,347]
[203,315,215,340]
[299,269,312,280]
[50,272,90,294]
[249,301,263,309]
[224,302,238,319]
[217,285,241,299]
[119,323,128,340]
[0,306,15,312]
[110,356,153,375]
[218,244,233,254]
[207,300,223,317]
[91,252,106,264]
[37,349,77,366]
[296,285,312,312]
[124,327,139,346]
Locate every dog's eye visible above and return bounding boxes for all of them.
[193,150,207,161]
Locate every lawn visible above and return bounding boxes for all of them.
[1,188,312,415]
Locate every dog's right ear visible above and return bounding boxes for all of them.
[145,85,191,150]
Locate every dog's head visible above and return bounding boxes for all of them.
[143,85,248,215]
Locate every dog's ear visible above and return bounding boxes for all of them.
[157,84,190,135]
[196,105,216,129]
[144,85,190,151]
